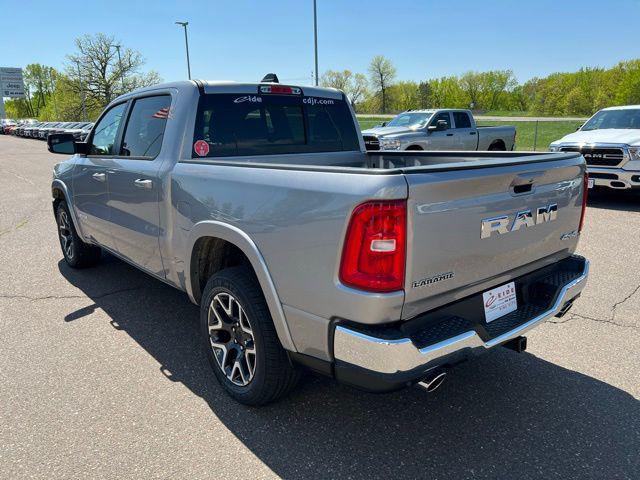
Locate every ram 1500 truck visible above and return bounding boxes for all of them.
[550,105,640,190]
[48,79,589,405]
[362,109,516,151]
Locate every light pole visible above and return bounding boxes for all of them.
[313,0,319,86]
[114,44,125,92]
[175,21,192,80]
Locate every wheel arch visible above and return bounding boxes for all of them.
[52,179,85,239]
[489,139,506,151]
[186,221,297,352]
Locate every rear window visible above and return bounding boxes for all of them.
[192,93,360,158]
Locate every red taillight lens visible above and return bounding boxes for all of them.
[339,200,407,293]
[579,172,588,232]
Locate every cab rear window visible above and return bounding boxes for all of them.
[192,93,360,158]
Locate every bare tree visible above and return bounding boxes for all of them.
[66,33,161,111]
[320,70,369,108]
[368,55,396,113]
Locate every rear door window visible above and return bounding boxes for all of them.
[120,95,171,158]
[453,112,472,129]
[192,93,359,158]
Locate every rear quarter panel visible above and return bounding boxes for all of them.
[167,161,408,357]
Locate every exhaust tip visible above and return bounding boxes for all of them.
[418,369,447,393]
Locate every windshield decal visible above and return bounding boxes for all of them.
[303,97,335,106]
[233,96,262,104]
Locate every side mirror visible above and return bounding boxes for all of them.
[576,123,584,131]
[47,133,86,155]
[375,122,387,127]
[428,120,448,132]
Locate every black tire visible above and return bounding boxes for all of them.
[488,142,506,151]
[55,201,102,268]
[406,145,423,151]
[200,266,300,405]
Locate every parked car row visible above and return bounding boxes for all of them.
[1,118,93,141]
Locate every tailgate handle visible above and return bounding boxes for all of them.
[511,172,543,195]
[513,183,533,194]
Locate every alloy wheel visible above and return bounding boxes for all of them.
[58,210,74,259]
[208,292,257,386]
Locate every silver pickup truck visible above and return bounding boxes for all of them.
[550,105,640,190]
[362,109,516,151]
[48,79,589,405]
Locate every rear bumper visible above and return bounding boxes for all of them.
[333,255,589,392]
[589,167,640,189]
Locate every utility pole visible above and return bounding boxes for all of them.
[313,0,319,86]
[175,21,192,80]
[114,44,125,92]
[74,60,87,121]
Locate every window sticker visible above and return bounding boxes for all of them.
[194,140,210,157]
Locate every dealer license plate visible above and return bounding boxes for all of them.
[483,282,517,323]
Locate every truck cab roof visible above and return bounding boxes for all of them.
[113,80,343,103]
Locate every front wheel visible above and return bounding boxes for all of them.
[200,267,301,405]
[55,201,102,268]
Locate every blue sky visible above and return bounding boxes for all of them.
[3,0,639,85]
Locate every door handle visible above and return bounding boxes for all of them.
[134,178,153,189]
[92,172,106,182]
[446,133,453,136]
[470,131,477,135]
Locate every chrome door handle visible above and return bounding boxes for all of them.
[134,178,153,189]
[92,172,106,182]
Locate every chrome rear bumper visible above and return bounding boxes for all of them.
[333,257,589,387]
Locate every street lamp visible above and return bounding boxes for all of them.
[313,0,319,86]
[175,21,192,80]
[114,44,125,91]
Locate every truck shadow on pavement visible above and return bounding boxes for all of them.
[59,256,639,480]
[587,187,640,212]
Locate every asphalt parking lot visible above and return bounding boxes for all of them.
[0,135,638,479]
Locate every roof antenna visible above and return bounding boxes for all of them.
[261,73,279,83]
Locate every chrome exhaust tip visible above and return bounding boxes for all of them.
[418,369,447,393]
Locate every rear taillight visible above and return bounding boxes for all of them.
[579,172,588,232]
[339,200,407,293]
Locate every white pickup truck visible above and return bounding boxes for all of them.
[550,105,640,190]
[362,109,516,152]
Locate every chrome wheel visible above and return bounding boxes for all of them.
[208,292,256,386]
[58,210,74,259]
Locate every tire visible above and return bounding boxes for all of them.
[200,266,300,405]
[55,201,102,268]
[488,142,506,151]
[406,145,423,151]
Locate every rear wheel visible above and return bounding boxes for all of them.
[55,201,102,268]
[200,267,301,405]
[488,141,506,151]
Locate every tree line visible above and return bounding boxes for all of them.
[5,33,160,121]
[323,56,640,116]
[8,44,640,120]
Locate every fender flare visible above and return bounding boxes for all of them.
[51,179,86,240]
[185,221,297,352]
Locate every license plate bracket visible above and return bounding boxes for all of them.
[483,282,517,323]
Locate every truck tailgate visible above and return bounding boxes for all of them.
[402,155,585,319]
